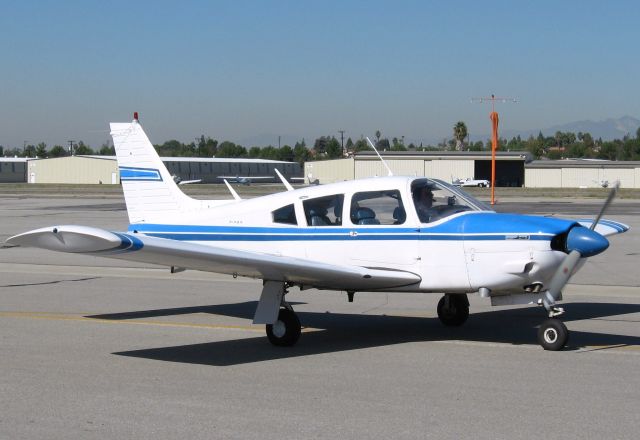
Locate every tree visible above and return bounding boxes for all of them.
[248,146,261,158]
[293,144,310,165]
[453,121,468,151]
[98,143,115,155]
[74,141,93,155]
[377,138,390,150]
[217,141,247,158]
[24,144,36,157]
[313,137,328,154]
[353,138,368,152]
[375,130,381,143]
[278,145,294,162]
[49,145,67,157]
[0,146,3,156]
[345,137,354,153]
[35,142,47,158]
[325,137,342,159]
[391,137,407,151]
[260,146,279,160]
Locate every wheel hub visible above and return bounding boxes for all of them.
[272,320,286,338]
[543,328,558,344]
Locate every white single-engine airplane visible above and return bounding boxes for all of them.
[7,115,630,350]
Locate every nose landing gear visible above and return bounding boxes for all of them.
[537,318,569,351]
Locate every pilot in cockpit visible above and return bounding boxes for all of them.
[413,186,435,223]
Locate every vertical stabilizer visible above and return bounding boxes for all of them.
[110,118,202,224]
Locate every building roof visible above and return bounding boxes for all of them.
[355,150,533,162]
[526,159,640,169]
[24,155,295,164]
[0,157,29,162]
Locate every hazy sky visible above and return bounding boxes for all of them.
[1,0,639,149]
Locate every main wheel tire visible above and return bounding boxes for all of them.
[537,319,569,351]
[266,308,301,347]
[437,295,469,326]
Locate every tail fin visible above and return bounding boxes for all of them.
[110,118,205,224]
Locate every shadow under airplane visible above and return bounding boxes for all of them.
[86,301,640,366]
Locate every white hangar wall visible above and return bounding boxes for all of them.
[305,158,354,184]
[305,152,527,185]
[423,160,474,182]
[525,161,640,188]
[28,156,118,184]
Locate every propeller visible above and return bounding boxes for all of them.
[542,182,620,316]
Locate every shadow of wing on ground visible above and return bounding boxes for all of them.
[105,301,640,366]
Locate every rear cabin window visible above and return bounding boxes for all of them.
[272,204,297,225]
[350,190,405,225]
[303,194,344,226]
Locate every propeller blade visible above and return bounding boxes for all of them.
[591,181,619,231]
[543,250,581,312]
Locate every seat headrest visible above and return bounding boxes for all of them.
[354,207,375,220]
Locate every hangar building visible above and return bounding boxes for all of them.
[0,158,28,183]
[525,160,640,188]
[305,151,530,186]
[24,156,302,184]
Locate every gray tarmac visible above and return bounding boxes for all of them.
[1,193,639,439]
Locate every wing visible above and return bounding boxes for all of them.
[6,225,421,291]
[576,219,630,237]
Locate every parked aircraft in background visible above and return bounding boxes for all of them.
[172,175,202,185]
[7,115,629,350]
[218,175,273,185]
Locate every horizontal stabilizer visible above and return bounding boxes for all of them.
[6,225,130,253]
[576,219,630,237]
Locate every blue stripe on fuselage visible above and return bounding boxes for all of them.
[128,213,576,243]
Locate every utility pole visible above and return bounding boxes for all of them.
[471,94,517,205]
[68,140,75,156]
[338,130,345,156]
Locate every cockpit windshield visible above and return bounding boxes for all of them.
[411,178,492,223]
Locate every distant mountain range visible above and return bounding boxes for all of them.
[233,116,640,148]
[477,116,640,142]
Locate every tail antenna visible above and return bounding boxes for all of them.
[365,137,393,176]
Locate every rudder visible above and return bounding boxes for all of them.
[110,117,202,224]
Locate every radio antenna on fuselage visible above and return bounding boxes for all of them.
[366,137,393,176]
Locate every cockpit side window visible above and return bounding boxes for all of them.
[411,180,473,223]
[303,194,344,226]
[272,204,297,225]
[350,190,405,225]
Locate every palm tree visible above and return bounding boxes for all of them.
[453,121,468,151]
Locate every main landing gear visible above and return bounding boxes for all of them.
[266,306,301,347]
[437,294,469,326]
[254,281,302,347]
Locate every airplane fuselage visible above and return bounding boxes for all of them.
[128,176,574,296]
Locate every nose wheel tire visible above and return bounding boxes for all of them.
[266,308,301,347]
[437,295,469,326]
[537,319,569,351]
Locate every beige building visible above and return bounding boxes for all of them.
[305,151,529,187]
[28,156,118,184]
[525,160,640,188]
